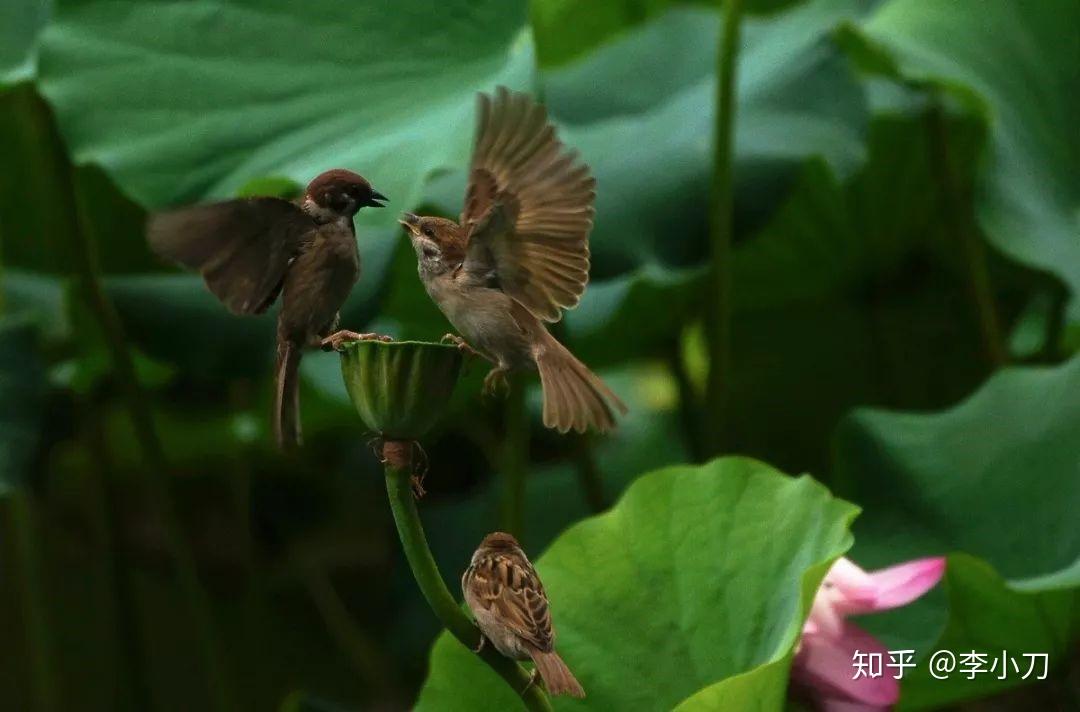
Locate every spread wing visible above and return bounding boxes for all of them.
[467,553,554,652]
[461,87,594,323]
[148,197,316,315]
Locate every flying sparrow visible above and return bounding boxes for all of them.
[462,532,585,698]
[148,169,388,449]
[401,87,626,434]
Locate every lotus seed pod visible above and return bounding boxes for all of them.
[339,340,462,440]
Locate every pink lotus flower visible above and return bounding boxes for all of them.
[791,556,947,711]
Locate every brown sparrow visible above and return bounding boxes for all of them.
[401,88,627,434]
[462,532,585,698]
[148,169,387,449]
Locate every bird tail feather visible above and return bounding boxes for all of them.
[529,649,585,698]
[274,340,302,450]
[535,332,626,434]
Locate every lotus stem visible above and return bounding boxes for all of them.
[704,0,745,454]
[925,102,1005,367]
[381,440,553,711]
[8,494,59,712]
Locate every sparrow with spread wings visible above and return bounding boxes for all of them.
[401,88,627,434]
[462,532,585,697]
[148,170,388,450]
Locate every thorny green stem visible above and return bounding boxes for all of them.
[9,494,59,712]
[499,380,528,539]
[925,102,1005,368]
[703,0,744,454]
[59,160,236,710]
[382,441,553,712]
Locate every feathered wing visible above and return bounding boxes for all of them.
[148,197,315,315]
[467,553,554,653]
[461,87,595,323]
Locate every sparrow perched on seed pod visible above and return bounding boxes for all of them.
[462,531,585,698]
[148,169,388,449]
[401,87,626,434]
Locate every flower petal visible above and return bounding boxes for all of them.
[792,622,899,705]
[820,697,892,712]
[824,557,878,613]
[856,557,947,613]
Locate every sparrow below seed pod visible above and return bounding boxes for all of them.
[462,531,585,698]
[148,169,388,449]
[401,87,627,434]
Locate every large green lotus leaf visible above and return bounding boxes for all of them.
[1,270,69,342]
[530,0,806,67]
[38,0,532,211]
[0,0,48,85]
[548,2,868,276]
[834,355,1080,706]
[0,87,153,276]
[836,355,1080,587]
[671,658,787,711]
[416,458,858,710]
[849,0,1080,321]
[866,554,1074,710]
[0,318,47,495]
[34,0,530,380]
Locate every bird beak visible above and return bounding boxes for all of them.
[399,212,420,234]
[366,190,388,208]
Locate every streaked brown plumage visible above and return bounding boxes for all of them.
[402,87,626,433]
[462,532,585,698]
[147,169,386,449]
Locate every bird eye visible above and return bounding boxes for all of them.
[422,225,435,238]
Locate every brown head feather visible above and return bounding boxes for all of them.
[304,169,386,216]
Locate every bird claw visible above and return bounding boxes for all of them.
[473,634,487,654]
[441,333,479,358]
[482,368,510,398]
[321,330,393,351]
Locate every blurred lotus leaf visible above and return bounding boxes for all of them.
[844,0,1080,324]
[835,354,1080,706]
[0,317,47,495]
[0,0,48,85]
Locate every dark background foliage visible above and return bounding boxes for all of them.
[1,0,1078,710]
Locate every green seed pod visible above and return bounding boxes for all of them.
[339,340,462,440]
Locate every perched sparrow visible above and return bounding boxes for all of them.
[401,88,626,434]
[462,532,585,698]
[148,169,387,449]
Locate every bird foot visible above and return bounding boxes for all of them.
[441,333,479,358]
[321,330,393,351]
[473,634,487,654]
[482,368,510,398]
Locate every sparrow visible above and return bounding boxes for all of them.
[148,169,387,449]
[401,87,627,434]
[462,532,585,698]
